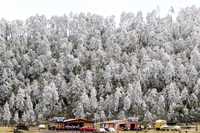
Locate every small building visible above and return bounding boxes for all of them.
[99,118,141,131]
[48,118,94,130]
[64,118,94,128]
[100,120,126,130]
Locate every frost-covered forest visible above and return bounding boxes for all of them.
[1,6,200,124]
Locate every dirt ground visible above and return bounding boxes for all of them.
[0,126,199,133]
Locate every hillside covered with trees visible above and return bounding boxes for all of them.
[1,6,200,124]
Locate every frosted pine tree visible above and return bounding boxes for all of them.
[118,110,126,120]
[164,61,175,84]
[9,92,15,113]
[3,102,11,125]
[81,88,90,110]
[100,110,106,121]
[42,81,59,117]
[114,87,122,112]
[90,87,98,110]
[191,46,200,71]
[15,88,25,111]
[123,95,131,111]
[13,112,19,124]
[73,103,85,118]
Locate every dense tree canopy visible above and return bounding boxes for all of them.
[0,6,200,123]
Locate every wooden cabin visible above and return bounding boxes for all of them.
[64,118,94,128]
[48,116,65,130]
[99,118,141,131]
[99,120,127,130]
[48,118,94,130]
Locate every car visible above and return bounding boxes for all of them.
[38,124,46,129]
[108,128,115,132]
[99,128,107,132]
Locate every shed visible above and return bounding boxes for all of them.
[99,120,127,130]
[64,118,94,128]
[99,119,141,131]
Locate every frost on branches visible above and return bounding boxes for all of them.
[0,6,200,123]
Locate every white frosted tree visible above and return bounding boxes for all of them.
[3,102,11,125]
[177,64,188,84]
[145,89,158,114]
[73,102,85,118]
[100,110,106,121]
[15,88,25,111]
[80,88,90,111]
[157,95,166,117]
[194,78,200,97]
[31,80,40,105]
[105,81,112,93]
[70,75,85,102]
[166,82,181,112]
[104,65,112,81]
[90,87,98,110]
[123,95,131,111]
[85,70,93,88]
[181,87,189,103]
[42,81,59,117]
[164,61,175,84]
[98,96,105,111]
[118,110,126,120]
[191,46,200,71]
[25,94,35,122]
[132,81,143,105]
[143,110,154,122]
[13,112,19,124]
[9,92,15,112]
[114,87,122,112]
[22,112,28,122]
[187,64,198,88]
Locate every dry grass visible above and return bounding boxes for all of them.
[0,126,199,133]
[0,127,13,133]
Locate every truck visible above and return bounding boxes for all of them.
[154,120,181,131]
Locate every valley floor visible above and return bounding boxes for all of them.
[0,126,199,133]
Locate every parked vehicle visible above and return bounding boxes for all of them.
[99,128,107,132]
[38,124,46,129]
[154,120,181,131]
[154,120,167,130]
[108,128,115,132]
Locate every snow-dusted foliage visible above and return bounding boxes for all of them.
[1,7,200,123]
[3,102,11,124]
